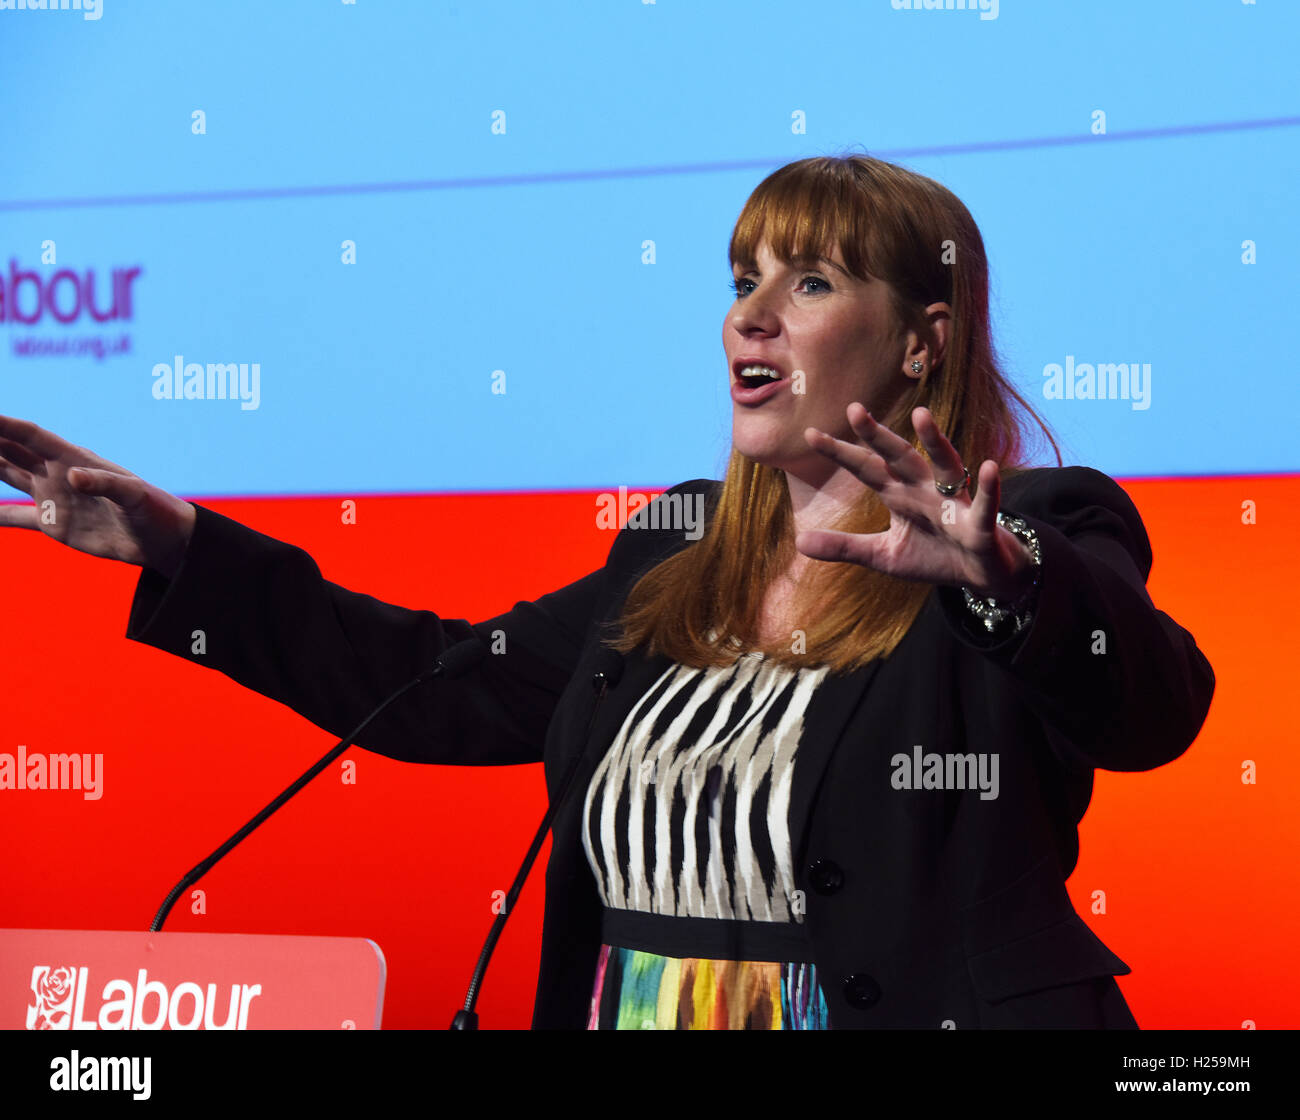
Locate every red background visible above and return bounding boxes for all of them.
[1,476,1293,1029]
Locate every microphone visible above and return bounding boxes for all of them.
[149,636,489,933]
[449,645,625,1030]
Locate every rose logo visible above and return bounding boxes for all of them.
[26,965,76,1030]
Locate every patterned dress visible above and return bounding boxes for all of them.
[581,651,834,1029]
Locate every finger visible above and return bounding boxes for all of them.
[0,436,43,474]
[795,527,886,568]
[0,454,34,496]
[803,427,890,489]
[0,502,40,530]
[913,407,967,492]
[969,460,1000,531]
[845,404,929,485]
[68,467,148,511]
[0,414,67,460]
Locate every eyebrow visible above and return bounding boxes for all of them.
[734,255,853,279]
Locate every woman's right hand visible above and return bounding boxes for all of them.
[0,413,196,578]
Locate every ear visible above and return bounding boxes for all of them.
[902,302,952,379]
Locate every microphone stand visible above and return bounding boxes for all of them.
[449,660,620,1029]
[150,639,487,932]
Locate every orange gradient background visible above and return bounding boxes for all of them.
[1,475,1294,1029]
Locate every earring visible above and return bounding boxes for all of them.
[910,360,924,374]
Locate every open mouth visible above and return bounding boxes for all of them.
[734,362,785,390]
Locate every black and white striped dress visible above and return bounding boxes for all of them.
[581,651,834,1029]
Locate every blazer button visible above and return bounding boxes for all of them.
[842,973,882,1009]
[807,859,844,895]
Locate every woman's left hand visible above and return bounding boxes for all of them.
[796,404,1034,600]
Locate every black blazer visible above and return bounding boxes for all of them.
[125,465,1215,1029]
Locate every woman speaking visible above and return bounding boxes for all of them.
[0,155,1214,1030]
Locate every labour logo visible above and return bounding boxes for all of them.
[27,965,76,1030]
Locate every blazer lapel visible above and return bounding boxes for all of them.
[786,658,883,872]
[577,643,675,774]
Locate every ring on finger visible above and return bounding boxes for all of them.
[934,466,970,497]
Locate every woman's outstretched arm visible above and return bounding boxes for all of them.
[0,412,604,767]
[123,502,606,766]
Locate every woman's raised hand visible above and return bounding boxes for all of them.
[797,404,1034,601]
[0,413,196,577]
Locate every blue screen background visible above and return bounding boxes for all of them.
[1,0,1295,498]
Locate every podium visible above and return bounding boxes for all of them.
[1,929,385,1029]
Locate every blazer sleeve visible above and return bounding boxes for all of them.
[124,502,606,766]
[932,465,1215,773]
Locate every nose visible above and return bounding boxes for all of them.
[729,285,779,337]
